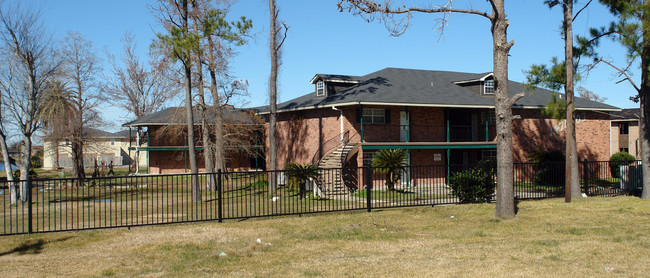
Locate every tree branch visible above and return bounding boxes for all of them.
[598,58,640,92]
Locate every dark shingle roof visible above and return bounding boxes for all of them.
[255,68,619,113]
[122,107,260,127]
[610,108,640,120]
[83,128,131,139]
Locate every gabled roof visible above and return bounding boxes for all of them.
[122,107,260,127]
[255,68,619,113]
[83,127,131,139]
[310,74,363,84]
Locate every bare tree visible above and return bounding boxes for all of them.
[0,58,17,203]
[0,3,60,201]
[338,0,522,218]
[104,32,180,120]
[269,0,288,194]
[60,31,102,184]
[577,86,607,102]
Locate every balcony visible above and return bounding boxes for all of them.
[360,124,495,143]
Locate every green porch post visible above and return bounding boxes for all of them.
[446,109,450,183]
[406,107,410,143]
[485,120,489,142]
[146,129,150,174]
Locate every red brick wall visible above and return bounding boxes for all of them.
[267,108,342,169]
[512,109,610,162]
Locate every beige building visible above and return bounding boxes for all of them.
[610,108,640,159]
[43,128,146,170]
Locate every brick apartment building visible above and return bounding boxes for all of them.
[610,108,640,159]
[256,68,619,177]
[122,107,265,174]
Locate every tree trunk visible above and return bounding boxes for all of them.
[640,0,650,199]
[179,0,200,202]
[196,56,215,191]
[185,65,200,202]
[268,0,279,194]
[0,132,17,204]
[19,135,32,202]
[52,139,60,169]
[71,138,85,186]
[564,0,581,200]
[205,34,226,179]
[492,0,516,219]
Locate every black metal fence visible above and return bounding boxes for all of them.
[0,160,639,236]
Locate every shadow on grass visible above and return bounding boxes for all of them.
[0,236,71,256]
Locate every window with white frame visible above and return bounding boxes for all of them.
[484,80,495,95]
[316,81,326,96]
[362,108,385,124]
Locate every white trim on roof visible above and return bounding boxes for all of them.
[309,74,361,84]
[452,73,494,85]
[254,101,621,115]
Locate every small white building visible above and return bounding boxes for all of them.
[43,128,146,170]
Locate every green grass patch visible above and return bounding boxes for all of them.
[1,197,650,277]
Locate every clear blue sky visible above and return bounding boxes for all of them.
[22,0,638,131]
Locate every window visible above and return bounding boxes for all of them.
[362,108,385,124]
[619,123,629,135]
[363,152,376,166]
[316,81,326,96]
[620,148,629,153]
[484,80,494,95]
[483,110,496,125]
[110,140,115,146]
[482,150,497,161]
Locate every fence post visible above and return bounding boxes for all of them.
[27,175,33,234]
[365,166,372,212]
[217,169,223,223]
[582,158,588,195]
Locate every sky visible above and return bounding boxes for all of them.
[17,0,640,132]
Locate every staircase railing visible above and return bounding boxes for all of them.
[340,132,361,165]
[310,130,350,165]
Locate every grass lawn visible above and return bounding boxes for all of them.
[0,196,649,277]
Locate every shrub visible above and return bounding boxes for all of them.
[448,162,495,203]
[609,151,635,178]
[528,148,565,187]
[284,163,320,199]
[12,169,38,180]
[371,149,407,191]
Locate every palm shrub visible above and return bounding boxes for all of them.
[284,163,320,199]
[609,151,635,178]
[448,161,495,203]
[371,149,407,191]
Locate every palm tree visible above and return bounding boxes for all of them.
[371,149,407,191]
[40,80,75,169]
[284,163,320,199]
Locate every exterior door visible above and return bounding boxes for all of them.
[401,152,410,186]
[400,111,409,142]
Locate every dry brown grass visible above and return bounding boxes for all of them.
[0,196,649,277]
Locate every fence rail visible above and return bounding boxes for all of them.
[1,160,638,236]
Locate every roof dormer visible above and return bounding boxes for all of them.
[310,74,362,98]
[452,72,495,96]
